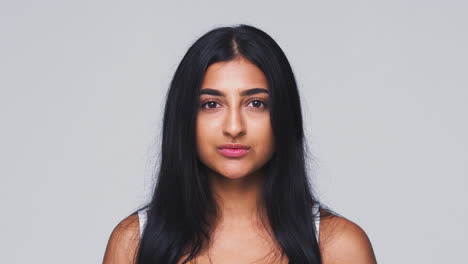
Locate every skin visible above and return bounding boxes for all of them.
[196,56,274,223]
[102,57,377,264]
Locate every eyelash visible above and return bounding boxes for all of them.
[200,98,268,111]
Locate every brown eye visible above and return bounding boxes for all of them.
[248,99,267,109]
[201,101,220,110]
[251,100,263,108]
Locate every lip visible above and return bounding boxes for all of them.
[217,143,250,158]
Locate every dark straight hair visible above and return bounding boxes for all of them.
[133,24,326,264]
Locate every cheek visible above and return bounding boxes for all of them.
[249,116,275,156]
[196,115,217,158]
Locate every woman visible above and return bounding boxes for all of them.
[103,24,377,264]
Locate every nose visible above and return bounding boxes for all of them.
[223,107,245,139]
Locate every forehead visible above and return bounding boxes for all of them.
[201,57,268,91]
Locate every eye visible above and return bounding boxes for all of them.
[201,100,220,110]
[248,99,268,110]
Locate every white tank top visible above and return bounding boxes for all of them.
[137,203,321,242]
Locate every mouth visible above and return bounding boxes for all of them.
[217,143,251,158]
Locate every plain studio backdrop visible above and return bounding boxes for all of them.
[1,0,467,263]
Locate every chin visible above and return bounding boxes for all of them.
[220,172,249,180]
[202,159,265,180]
[216,165,265,181]
[212,169,246,179]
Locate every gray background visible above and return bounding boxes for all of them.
[1,0,467,263]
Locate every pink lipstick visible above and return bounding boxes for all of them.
[217,143,250,158]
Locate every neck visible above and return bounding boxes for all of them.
[208,168,267,224]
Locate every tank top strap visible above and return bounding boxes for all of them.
[137,209,148,239]
[312,203,320,243]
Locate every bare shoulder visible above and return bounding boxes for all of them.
[102,213,141,264]
[319,209,377,264]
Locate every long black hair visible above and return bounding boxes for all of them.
[132,24,326,264]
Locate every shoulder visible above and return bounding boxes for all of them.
[102,213,141,264]
[319,209,377,264]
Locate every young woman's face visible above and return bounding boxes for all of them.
[196,57,274,180]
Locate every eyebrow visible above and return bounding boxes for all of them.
[198,88,269,97]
